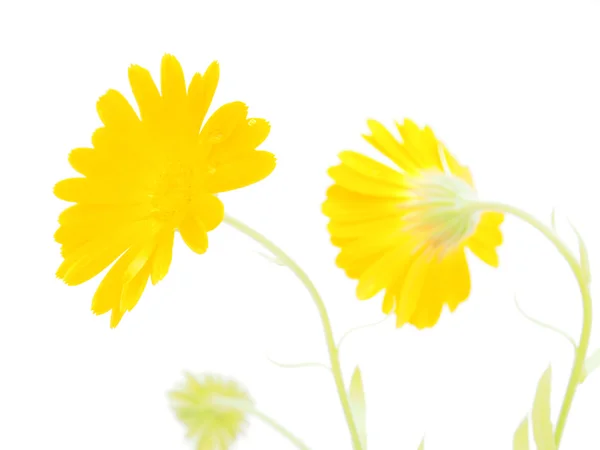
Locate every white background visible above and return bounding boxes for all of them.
[1,0,599,449]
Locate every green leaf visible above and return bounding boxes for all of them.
[531,366,556,450]
[551,208,558,231]
[349,366,367,449]
[582,348,600,383]
[513,294,576,350]
[256,250,286,266]
[417,437,425,450]
[568,220,590,285]
[513,417,529,449]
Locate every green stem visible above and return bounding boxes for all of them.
[513,295,577,351]
[215,398,310,450]
[474,202,592,447]
[266,354,332,372]
[337,315,392,352]
[223,215,364,450]
[251,408,311,450]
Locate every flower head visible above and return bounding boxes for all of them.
[54,54,275,327]
[323,119,503,328]
[169,373,251,450]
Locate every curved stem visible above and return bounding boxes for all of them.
[338,315,392,351]
[513,294,577,351]
[474,202,592,447]
[223,215,364,450]
[251,408,311,450]
[266,353,332,372]
[216,398,310,450]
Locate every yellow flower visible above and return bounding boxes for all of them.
[169,373,251,450]
[323,119,503,329]
[54,54,275,327]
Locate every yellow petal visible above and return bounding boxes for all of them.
[327,164,405,198]
[128,64,162,122]
[467,236,499,267]
[437,248,471,312]
[206,151,276,193]
[395,119,443,171]
[56,219,157,286]
[90,244,152,328]
[472,212,504,245]
[96,89,140,130]
[57,203,151,228]
[68,147,96,176]
[344,252,388,279]
[187,61,219,134]
[54,177,148,205]
[121,262,151,312]
[109,308,125,328]
[91,251,132,315]
[441,143,474,186]
[407,289,443,329]
[324,184,404,209]
[90,126,147,162]
[53,177,89,202]
[151,228,175,285]
[335,230,404,268]
[123,241,155,284]
[330,236,356,247]
[191,194,224,231]
[396,250,433,327]
[179,214,209,254]
[382,290,395,314]
[363,119,419,173]
[72,147,150,183]
[323,187,403,222]
[324,184,402,208]
[75,149,142,182]
[328,216,405,239]
[56,204,151,256]
[322,202,401,223]
[209,118,270,166]
[356,240,414,300]
[337,151,407,187]
[409,248,471,328]
[161,54,186,109]
[467,212,504,267]
[200,101,248,146]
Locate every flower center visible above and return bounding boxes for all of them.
[150,161,197,223]
[401,171,480,253]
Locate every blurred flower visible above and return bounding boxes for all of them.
[54,54,275,327]
[323,119,503,328]
[169,374,251,450]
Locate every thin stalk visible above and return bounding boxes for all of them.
[223,215,363,450]
[473,202,592,447]
[215,398,310,450]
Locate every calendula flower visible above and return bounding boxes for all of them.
[323,119,503,328]
[54,54,275,327]
[169,374,251,450]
